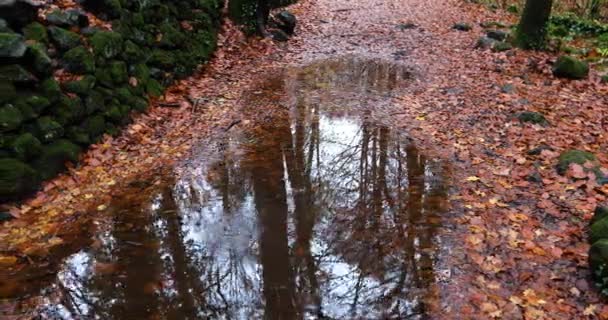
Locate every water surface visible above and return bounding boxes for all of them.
[8,57,449,320]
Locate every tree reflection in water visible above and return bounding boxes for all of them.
[33,57,448,320]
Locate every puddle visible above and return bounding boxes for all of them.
[4,57,449,319]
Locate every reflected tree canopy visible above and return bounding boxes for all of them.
[29,57,448,320]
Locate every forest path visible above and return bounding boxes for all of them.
[2,0,608,318]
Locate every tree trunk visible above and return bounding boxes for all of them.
[515,0,554,49]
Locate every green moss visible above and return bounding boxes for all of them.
[34,139,81,179]
[82,114,106,140]
[0,158,38,198]
[53,95,85,126]
[149,49,175,69]
[553,55,589,79]
[96,61,128,87]
[84,90,106,114]
[593,207,608,225]
[62,46,95,74]
[122,40,146,63]
[602,74,608,83]
[0,32,27,58]
[25,95,51,114]
[146,79,164,97]
[64,75,96,95]
[0,104,23,132]
[517,111,548,125]
[65,126,90,145]
[48,26,81,51]
[0,81,16,103]
[90,31,123,59]
[26,42,53,76]
[492,41,513,52]
[11,133,42,160]
[133,96,148,112]
[40,78,62,103]
[158,23,186,48]
[557,149,596,175]
[22,22,48,44]
[34,116,64,143]
[0,65,36,83]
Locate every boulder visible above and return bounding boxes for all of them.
[0,0,40,29]
[593,207,608,225]
[475,36,497,49]
[145,79,163,97]
[275,11,296,35]
[0,158,38,199]
[0,81,16,103]
[40,77,61,102]
[22,21,47,43]
[65,126,90,145]
[517,111,547,125]
[52,95,84,125]
[0,104,22,132]
[90,31,123,59]
[77,0,122,20]
[48,26,81,51]
[82,114,106,140]
[11,132,41,160]
[46,9,89,28]
[453,23,472,31]
[590,239,608,274]
[270,29,289,42]
[63,75,96,95]
[84,89,105,114]
[0,64,37,83]
[0,32,26,58]
[492,41,512,52]
[556,150,596,175]
[34,139,81,179]
[487,30,508,41]
[553,55,589,79]
[33,116,64,143]
[62,45,95,74]
[96,60,127,87]
[25,42,52,75]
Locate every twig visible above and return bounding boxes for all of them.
[224,119,242,132]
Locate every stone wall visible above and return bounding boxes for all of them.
[0,0,223,201]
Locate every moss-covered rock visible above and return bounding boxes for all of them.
[96,60,128,87]
[0,81,16,103]
[557,150,597,175]
[65,126,90,145]
[90,31,123,59]
[0,104,23,132]
[82,114,106,140]
[25,95,51,114]
[0,32,27,58]
[48,26,81,51]
[0,64,37,83]
[517,111,548,125]
[63,75,96,95]
[553,55,589,79]
[40,77,62,102]
[593,207,608,225]
[84,89,106,114]
[122,40,146,63]
[23,22,48,44]
[46,9,89,28]
[453,23,472,31]
[34,116,64,143]
[62,46,95,74]
[26,42,53,76]
[34,139,81,179]
[149,49,175,69]
[53,95,84,125]
[492,41,512,52]
[145,79,164,97]
[132,96,148,112]
[158,23,186,48]
[0,158,38,199]
[11,133,42,160]
[591,219,608,249]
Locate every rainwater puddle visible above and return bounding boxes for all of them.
[7,57,450,319]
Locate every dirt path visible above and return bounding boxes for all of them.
[2,0,608,318]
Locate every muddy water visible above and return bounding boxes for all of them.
[8,57,450,319]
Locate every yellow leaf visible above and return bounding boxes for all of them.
[97,204,107,211]
[466,176,481,182]
[584,304,597,316]
[415,115,426,121]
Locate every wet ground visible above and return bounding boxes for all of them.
[5,57,451,319]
